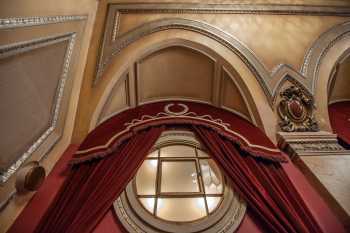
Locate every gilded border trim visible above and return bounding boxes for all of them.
[0,33,76,183]
[112,3,350,16]
[0,15,87,29]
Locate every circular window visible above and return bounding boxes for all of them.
[136,145,224,222]
[114,130,246,233]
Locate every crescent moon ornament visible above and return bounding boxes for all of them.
[164,103,189,116]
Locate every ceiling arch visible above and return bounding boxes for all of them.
[90,39,268,135]
[305,21,350,131]
[96,18,275,100]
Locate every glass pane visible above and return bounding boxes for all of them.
[206,196,221,213]
[139,198,155,214]
[147,150,158,158]
[156,198,207,222]
[161,161,200,193]
[160,145,195,157]
[197,149,210,158]
[136,160,158,195]
[200,159,223,194]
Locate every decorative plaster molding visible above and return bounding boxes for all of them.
[0,15,87,29]
[96,4,350,106]
[301,21,350,93]
[277,131,349,159]
[111,12,121,42]
[0,33,76,183]
[95,17,318,107]
[112,3,350,16]
[277,85,319,132]
[96,18,273,100]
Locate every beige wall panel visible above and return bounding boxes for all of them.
[0,1,97,232]
[0,0,96,16]
[137,46,215,103]
[99,77,129,122]
[329,57,350,103]
[109,0,350,5]
[118,14,348,71]
[221,70,251,120]
[0,41,68,170]
[301,156,350,216]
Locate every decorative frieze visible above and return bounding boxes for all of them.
[0,15,87,29]
[277,131,348,160]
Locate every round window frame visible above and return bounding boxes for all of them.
[114,130,247,233]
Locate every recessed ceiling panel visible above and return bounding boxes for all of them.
[221,70,251,120]
[99,76,129,121]
[137,46,215,103]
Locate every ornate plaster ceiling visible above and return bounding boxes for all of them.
[98,46,252,125]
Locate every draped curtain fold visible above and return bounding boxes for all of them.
[34,126,163,233]
[193,126,323,233]
[34,124,323,233]
[329,101,350,148]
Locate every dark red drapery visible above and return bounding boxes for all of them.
[34,126,163,233]
[33,101,324,233]
[329,101,350,147]
[193,126,323,233]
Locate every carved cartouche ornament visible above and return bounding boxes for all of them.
[278,86,319,132]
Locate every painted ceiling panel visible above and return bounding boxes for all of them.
[137,46,215,103]
[0,40,68,171]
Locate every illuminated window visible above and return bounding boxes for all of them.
[114,130,246,233]
[136,145,224,222]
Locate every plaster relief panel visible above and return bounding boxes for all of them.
[99,75,130,122]
[137,46,214,104]
[0,39,68,174]
[274,79,319,132]
[220,70,251,121]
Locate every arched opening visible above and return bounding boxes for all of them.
[328,53,350,148]
[305,21,350,132]
[90,37,276,141]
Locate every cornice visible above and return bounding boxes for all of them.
[111,3,350,16]
[0,15,87,29]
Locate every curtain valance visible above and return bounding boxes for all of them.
[73,101,287,163]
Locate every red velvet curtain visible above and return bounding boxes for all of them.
[34,123,323,233]
[34,126,163,233]
[193,126,323,233]
[329,101,350,147]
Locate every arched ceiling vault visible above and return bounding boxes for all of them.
[92,41,265,135]
[95,17,350,105]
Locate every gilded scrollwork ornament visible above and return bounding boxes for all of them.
[278,86,319,132]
